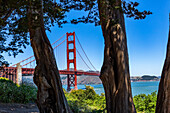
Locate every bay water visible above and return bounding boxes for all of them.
[62,81,160,96]
[23,76,159,96]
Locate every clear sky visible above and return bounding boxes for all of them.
[4,0,170,76]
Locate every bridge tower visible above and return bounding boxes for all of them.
[66,32,78,91]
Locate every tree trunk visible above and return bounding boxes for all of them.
[27,0,72,113]
[98,0,136,113]
[156,19,170,113]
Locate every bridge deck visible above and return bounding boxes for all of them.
[1,67,100,76]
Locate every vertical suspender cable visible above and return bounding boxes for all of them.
[75,34,97,71]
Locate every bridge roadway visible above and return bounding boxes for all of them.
[1,67,100,76]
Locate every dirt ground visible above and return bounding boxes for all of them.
[0,103,39,113]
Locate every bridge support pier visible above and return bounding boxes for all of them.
[16,63,22,85]
[67,74,71,91]
[66,32,78,91]
[67,74,78,91]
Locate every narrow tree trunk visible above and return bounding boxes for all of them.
[98,0,136,113]
[156,17,170,113]
[27,0,72,112]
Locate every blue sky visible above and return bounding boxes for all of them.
[4,0,170,76]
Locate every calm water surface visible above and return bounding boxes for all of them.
[23,76,159,96]
[63,81,160,96]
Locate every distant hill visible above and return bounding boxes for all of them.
[141,75,158,80]
[61,75,160,85]
[131,75,160,82]
[60,75,101,85]
[157,76,161,79]
[77,76,102,84]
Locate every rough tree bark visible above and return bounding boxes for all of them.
[156,15,170,113]
[27,0,72,112]
[98,0,136,113]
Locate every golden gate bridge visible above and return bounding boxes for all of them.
[0,32,100,91]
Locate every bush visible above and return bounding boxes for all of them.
[65,85,106,113]
[0,78,158,113]
[133,91,157,113]
[0,77,37,103]
[65,86,157,113]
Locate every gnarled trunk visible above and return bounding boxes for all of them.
[156,19,170,113]
[98,0,136,113]
[27,0,72,112]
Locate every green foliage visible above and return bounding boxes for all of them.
[122,1,152,20]
[65,86,106,113]
[133,91,157,113]
[61,0,152,26]
[0,78,158,113]
[0,0,152,67]
[0,0,67,67]
[0,78,37,103]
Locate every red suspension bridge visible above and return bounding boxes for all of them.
[0,32,100,91]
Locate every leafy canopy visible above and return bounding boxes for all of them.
[0,0,66,67]
[0,0,151,67]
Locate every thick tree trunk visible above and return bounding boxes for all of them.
[156,23,170,113]
[98,0,136,113]
[27,0,72,113]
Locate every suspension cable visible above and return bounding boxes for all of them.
[22,59,36,67]
[53,39,66,50]
[52,33,66,45]
[76,48,92,70]
[75,34,97,71]
[10,34,66,67]
[21,39,66,66]
[10,55,34,67]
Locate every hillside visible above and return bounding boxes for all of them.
[61,75,102,85]
[77,76,102,84]
[131,75,160,82]
[61,75,160,85]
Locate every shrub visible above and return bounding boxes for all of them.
[65,85,106,113]
[133,91,157,113]
[0,77,37,103]
[0,78,158,113]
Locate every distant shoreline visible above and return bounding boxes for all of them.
[23,75,160,85]
[77,80,160,85]
[131,80,160,82]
